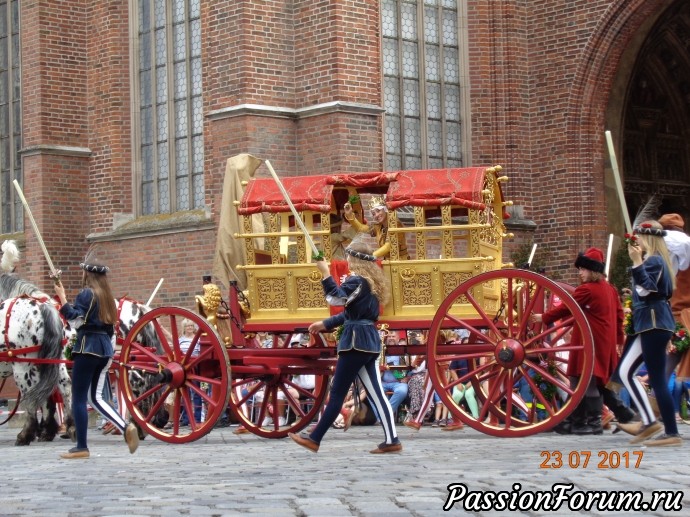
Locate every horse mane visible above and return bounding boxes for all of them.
[20,303,63,410]
[0,273,49,301]
[0,241,51,301]
[117,299,164,354]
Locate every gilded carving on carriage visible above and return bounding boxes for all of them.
[296,277,329,309]
[195,283,222,327]
[401,272,433,306]
[256,277,288,310]
[442,271,473,304]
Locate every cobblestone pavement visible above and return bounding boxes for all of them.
[1,421,688,516]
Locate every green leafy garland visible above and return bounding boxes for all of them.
[623,295,634,335]
[531,362,558,401]
[671,322,690,354]
[64,334,76,361]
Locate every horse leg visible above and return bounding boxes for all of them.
[13,366,40,446]
[15,410,39,446]
[37,397,59,442]
[57,364,75,441]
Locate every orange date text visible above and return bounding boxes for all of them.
[539,450,644,469]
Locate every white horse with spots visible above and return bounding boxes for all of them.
[0,241,162,445]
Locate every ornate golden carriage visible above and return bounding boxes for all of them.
[116,165,595,443]
[234,166,512,325]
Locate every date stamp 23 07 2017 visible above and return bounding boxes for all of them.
[539,450,644,469]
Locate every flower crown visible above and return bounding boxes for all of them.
[368,195,387,212]
[633,223,666,237]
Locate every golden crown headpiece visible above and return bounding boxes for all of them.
[368,195,387,212]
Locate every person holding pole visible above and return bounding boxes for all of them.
[617,221,681,446]
[55,253,140,458]
[288,240,402,454]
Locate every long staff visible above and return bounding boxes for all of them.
[146,278,164,307]
[265,160,322,259]
[604,233,614,278]
[605,131,632,234]
[12,179,61,284]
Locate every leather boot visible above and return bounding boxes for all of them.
[602,387,637,424]
[569,400,591,435]
[582,395,604,435]
[553,400,586,435]
[552,415,572,435]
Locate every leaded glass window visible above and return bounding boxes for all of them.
[135,0,203,215]
[382,0,467,170]
[0,0,21,232]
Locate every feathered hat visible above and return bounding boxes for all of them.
[628,195,666,237]
[80,248,110,274]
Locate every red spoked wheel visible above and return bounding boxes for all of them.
[228,364,330,439]
[0,379,19,426]
[118,307,231,443]
[427,269,594,437]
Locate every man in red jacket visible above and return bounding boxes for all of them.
[533,247,624,434]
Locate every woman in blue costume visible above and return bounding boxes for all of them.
[55,254,140,459]
[617,221,682,447]
[289,241,402,454]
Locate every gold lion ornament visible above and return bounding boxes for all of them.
[195,283,222,327]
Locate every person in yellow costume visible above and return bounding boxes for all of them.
[342,196,409,260]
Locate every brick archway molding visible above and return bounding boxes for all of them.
[564,0,672,251]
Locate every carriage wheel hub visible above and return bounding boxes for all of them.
[160,362,186,389]
[494,339,525,368]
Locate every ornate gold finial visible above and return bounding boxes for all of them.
[368,195,387,211]
[195,283,222,327]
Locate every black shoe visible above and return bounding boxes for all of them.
[370,439,402,454]
[571,423,594,435]
[552,420,571,435]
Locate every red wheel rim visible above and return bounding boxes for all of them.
[427,269,594,437]
[0,378,19,426]
[229,370,329,439]
[118,307,231,443]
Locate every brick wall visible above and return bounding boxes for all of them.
[468,0,671,282]
[85,0,133,233]
[19,1,89,290]
[13,0,679,303]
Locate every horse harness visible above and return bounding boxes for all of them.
[0,294,136,364]
[0,294,67,363]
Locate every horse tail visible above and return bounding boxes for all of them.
[21,303,63,410]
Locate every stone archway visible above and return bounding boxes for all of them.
[621,1,690,222]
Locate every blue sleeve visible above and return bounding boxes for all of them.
[60,289,94,321]
[322,275,363,301]
[631,256,664,294]
[323,312,346,331]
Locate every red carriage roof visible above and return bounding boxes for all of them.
[386,168,493,211]
[237,168,499,215]
[237,172,396,215]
